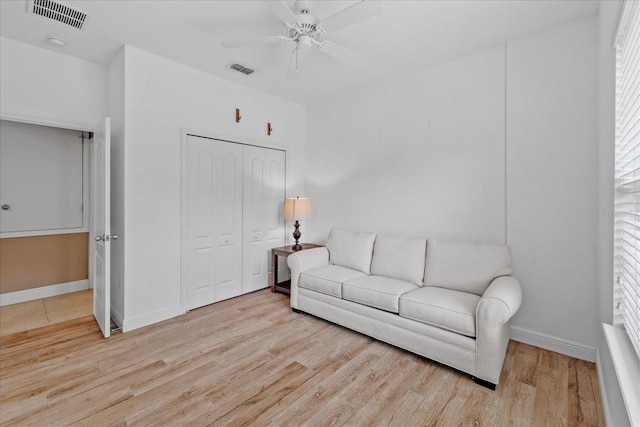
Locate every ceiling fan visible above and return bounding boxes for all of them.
[221,0,381,78]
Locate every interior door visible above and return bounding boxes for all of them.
[215,141,243,301]
[91,117,111,338]
[242,146,267,293]
[265,150,286,280]
[185,136,243,310]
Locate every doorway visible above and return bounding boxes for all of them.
[0,290,92,336]
[0,119,92,319]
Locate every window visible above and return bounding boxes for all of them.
[614,0,640,360]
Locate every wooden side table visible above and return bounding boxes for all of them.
[271,243,323,294]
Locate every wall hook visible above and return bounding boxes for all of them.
[267,122,273,136]
[235,108,241,123]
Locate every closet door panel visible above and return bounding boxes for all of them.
[195,248,213,290]
[243,146,267,293]
[196,151,214,238]
[248,154,265,236]
[217,243,239,300]
[266,150,286,278]
[185,136,243,309]
[219,153,238,237]
[185,136,217,309]
[215,142,243,301]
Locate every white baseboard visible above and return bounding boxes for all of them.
[510,326,596,362]
[0,280,89,306]
[122,305,184,333]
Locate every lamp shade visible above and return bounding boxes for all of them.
[284,197,311,220]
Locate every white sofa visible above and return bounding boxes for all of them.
[287,229,522,389]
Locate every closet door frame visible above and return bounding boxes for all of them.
[180,130,288,313]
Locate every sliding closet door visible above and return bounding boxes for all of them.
[242,146,268,293]
[185,136,242,310]
[215,141,244,301]
[265,149,286,279]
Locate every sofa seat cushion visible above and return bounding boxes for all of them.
[399,287,481,337]
[299,265,367,298]
[343,276,418,313]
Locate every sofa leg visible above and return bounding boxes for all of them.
[473,377,496,390]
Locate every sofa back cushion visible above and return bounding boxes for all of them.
[326,229,376,274]
[370,234,427,285]
[424,239,512,295]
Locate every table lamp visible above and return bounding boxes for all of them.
[284,197,311,250]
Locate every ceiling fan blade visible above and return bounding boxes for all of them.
[221,35,286,49]
[286,46,309,79]
[262,0,297,24]
[318,41,367,68]
[319,1,382,33]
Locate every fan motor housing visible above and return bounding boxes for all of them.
[289,12,320,40]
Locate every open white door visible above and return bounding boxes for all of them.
[91,117,111,338]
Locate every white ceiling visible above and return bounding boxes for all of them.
[0,0,599,106]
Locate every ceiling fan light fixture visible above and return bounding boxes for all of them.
[298,36,313,52]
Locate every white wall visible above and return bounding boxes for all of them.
[119,46,306,330]
[0,37,107,130]
[306,16,600,359]
[306,46,507,245]
[506,17,599,353]
[0,120,84,233]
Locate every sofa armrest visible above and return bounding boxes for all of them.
[476,276,522,325]
[475,275,522,384]
[287,247,330,309]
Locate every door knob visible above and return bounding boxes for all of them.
[96,234,117,242]
[1,204,10,211]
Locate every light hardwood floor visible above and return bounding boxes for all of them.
[0,289,604,426]
[0,290,92,336]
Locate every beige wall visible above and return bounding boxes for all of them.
[0,233,88,294]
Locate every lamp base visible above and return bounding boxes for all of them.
[292,220,302,250]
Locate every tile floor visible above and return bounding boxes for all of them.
[0,289,93,336]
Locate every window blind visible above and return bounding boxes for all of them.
[614,0,640,360]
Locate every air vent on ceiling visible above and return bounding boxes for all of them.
[27,0,90,30]
[228,63,256,76]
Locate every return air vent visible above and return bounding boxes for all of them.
[27,0,90,30]
[228,63,256,76]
